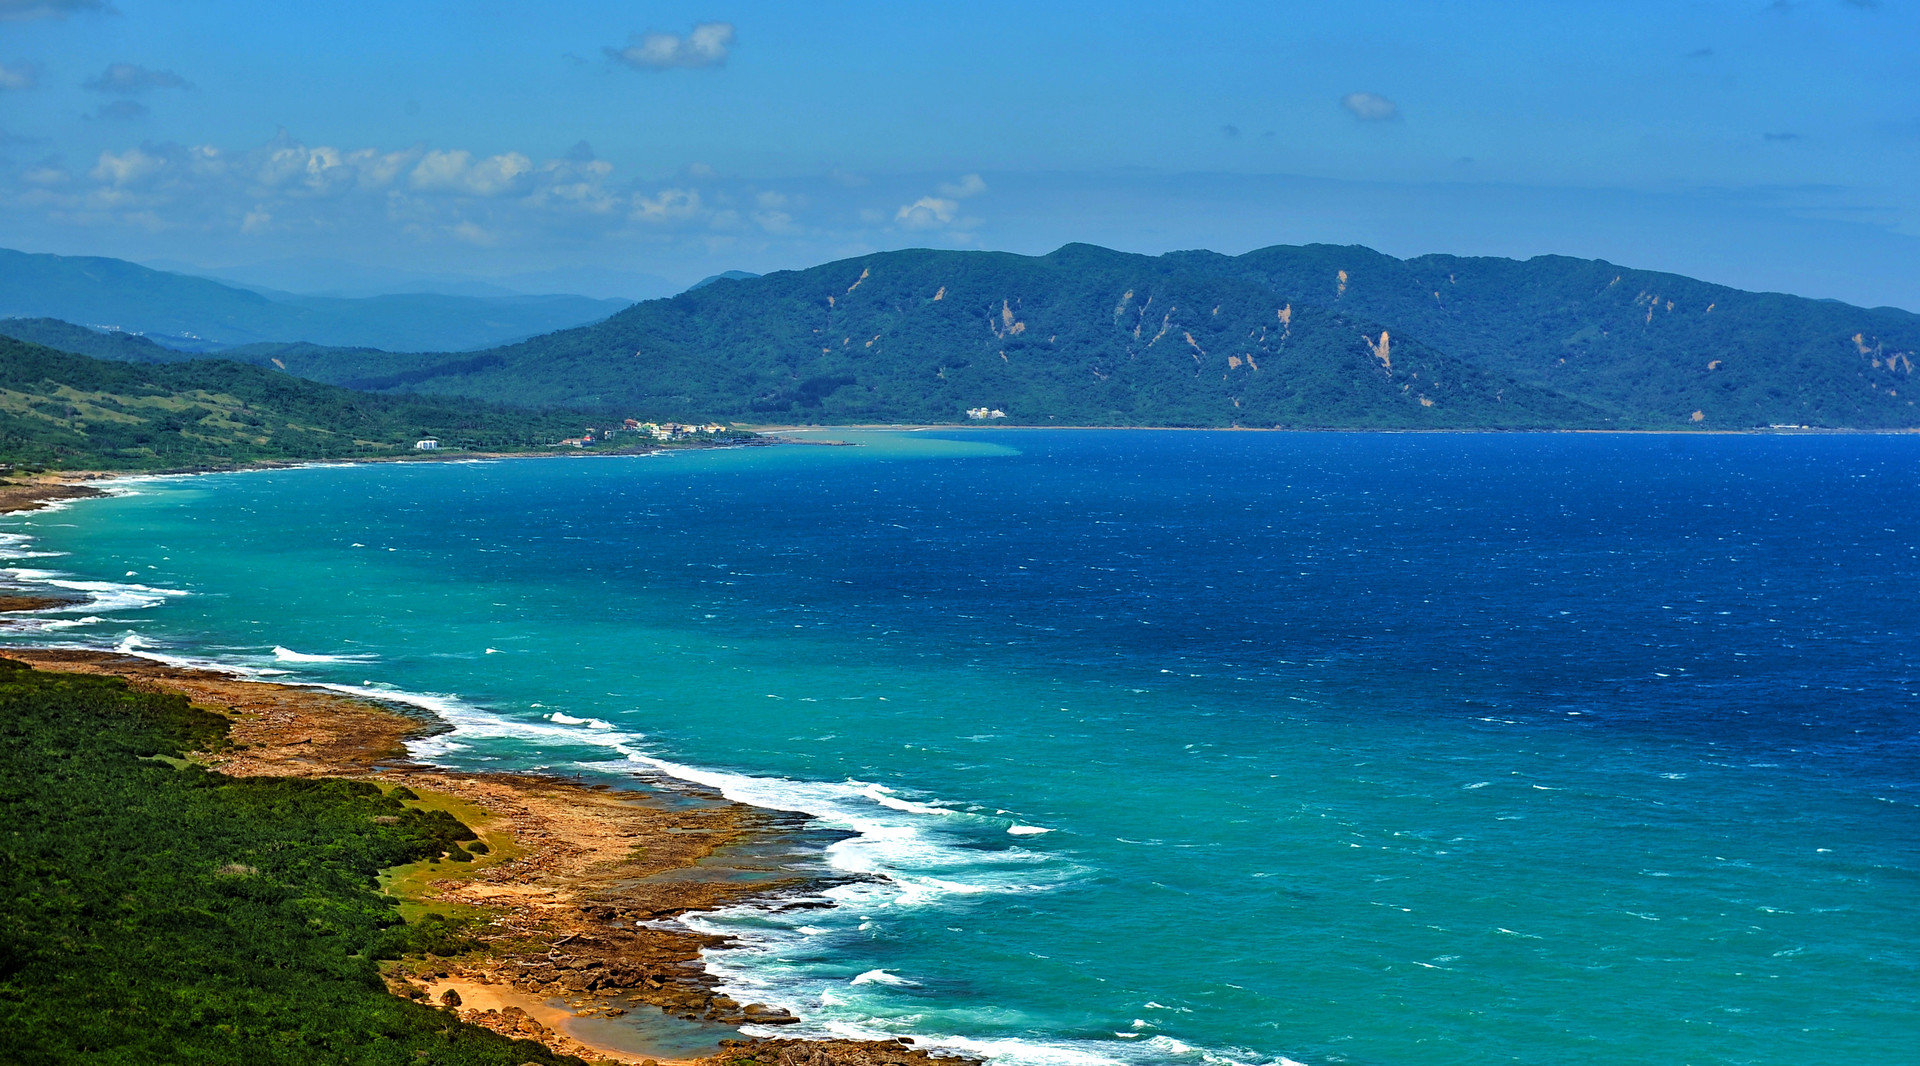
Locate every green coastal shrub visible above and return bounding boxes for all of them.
[0,658,583,1065]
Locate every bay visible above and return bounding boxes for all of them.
[3,430,1915,1066]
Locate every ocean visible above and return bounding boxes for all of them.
[3,430,1915,1066]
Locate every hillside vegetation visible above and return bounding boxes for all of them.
[0,249,628,352]
[248,244,1919,429]
[0,335,607,470]
[0,657,585,1065]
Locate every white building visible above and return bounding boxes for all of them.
[414,439,440,451]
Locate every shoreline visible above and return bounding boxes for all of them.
[0,646,969,1066]
[0,474,977,1066]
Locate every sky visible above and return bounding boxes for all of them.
[1,0,1916,307]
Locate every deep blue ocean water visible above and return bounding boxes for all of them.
[3,431,1916,1066]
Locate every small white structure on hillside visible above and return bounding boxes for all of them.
[414,438,439,451]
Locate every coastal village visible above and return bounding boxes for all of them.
[555,419,731,448]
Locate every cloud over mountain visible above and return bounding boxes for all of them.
[606,22,735,70]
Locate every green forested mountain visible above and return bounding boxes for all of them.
[0,335,609,470]
[0,249,628,352]
[247,243,1918,429]
[1183,244,1920,429]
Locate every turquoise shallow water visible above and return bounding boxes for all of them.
[2,431,1916,1066]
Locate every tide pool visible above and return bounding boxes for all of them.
[3,431,1915,1066]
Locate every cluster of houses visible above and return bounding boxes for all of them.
[555,419,729,447]
[966,407,1008,420]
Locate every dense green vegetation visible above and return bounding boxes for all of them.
[0,334,626,470]
[244,244,1919,429]
[0,249,627,352]
[0,658,585,1065]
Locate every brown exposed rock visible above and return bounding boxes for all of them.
[0,647,832,1066]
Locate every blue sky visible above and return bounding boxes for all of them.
[1,0,1916,306]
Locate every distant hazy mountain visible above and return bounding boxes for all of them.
[0,249,632,351]
[245,243,1918,430]
[143,256,682,302]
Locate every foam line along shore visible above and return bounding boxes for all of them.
[0,478,987,1066]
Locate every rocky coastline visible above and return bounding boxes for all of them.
[0,648,976,1066]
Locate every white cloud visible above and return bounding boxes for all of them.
[1341,92,1398,121]
[449,220,496,245]
[631,187,701,222]
[606,22,735,70]
[937,173,986,199]
[0,0,105,22]
[5,131,862,260]
[84,62,192,94]
[0,61,38,90]
[91,146,168,186]
[895,196,958,229]
[409,149,534,197]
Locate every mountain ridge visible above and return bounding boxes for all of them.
[7,242,1915,431]
[237,242,1919,429]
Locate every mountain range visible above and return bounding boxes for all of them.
[218,243,1920,430]
[4,243,1916,431]
[0,249,630,352]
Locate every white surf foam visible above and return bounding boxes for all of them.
[0,560,188,632]
[16,633,1302,1066]
[849,969,917,987]
[272,646,377,663]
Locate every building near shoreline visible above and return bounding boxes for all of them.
[413,439,439,451]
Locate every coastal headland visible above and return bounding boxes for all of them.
[0,644,977,1066]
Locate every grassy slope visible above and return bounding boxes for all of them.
[0,335,606,470]
[0,658,583,1065]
